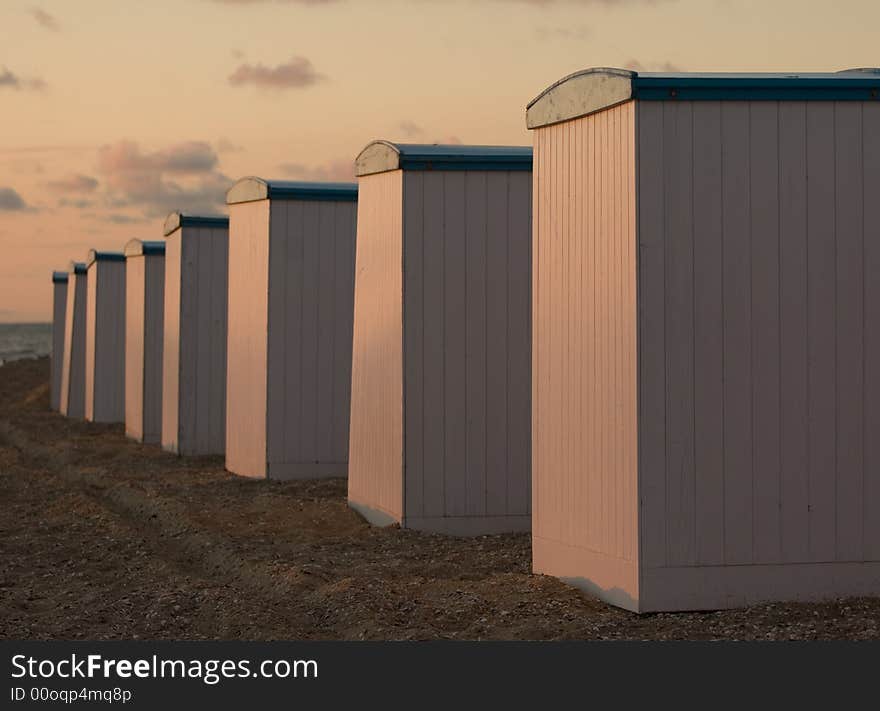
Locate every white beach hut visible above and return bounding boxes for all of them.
[225,178,358,479]
[347,143,533,535]
[50,270,68,411]
[84,250,126,423]
[124,239,166,443]
[161,212,229,456]
[59,261,87,418]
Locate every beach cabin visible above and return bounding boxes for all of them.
[124,239,165,443]
[161,212,228,456]
[84,250,126,423]
[225,178,358,479]
[347,142,533,535]
[60,262,87,418]
[527,67,880,611]
[50,271,68,411]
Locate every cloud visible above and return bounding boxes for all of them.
[216,137,244,153]
[97,140,229,216]
[104,213,150,225]
[0,188,29,211]
[0,66,47,91]
[278,159,355,182]
[625,59,683,72]
[58,198,96,209]
[398,120,424,138]
[46,174,100,193]
[30,7,60,31]
[228,56,325,89]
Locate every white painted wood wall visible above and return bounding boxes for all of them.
[60,268,87,418]
[84,259,126,423]
[51,277,67,411]
[162,224,228,456]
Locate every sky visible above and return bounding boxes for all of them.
[1,0,879,322]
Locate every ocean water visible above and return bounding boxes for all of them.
[0,323,52,365]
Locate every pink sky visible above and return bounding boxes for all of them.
[2,0,878,321]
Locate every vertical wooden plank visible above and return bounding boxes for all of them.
[806,102,837,562]
[443,172,468,517]
[178,231,197,449]
[663,101,696,567]
[333,202,356,462]
[464,172,488,516]
[778,102,810,563]
[195,230,212,448]
[834,101,864,562]
[421,171,446,518]
[317,201,337,462]
[267,202,288,467]
[485,171,510,517]
[864,102,880,561]
[300,203,320,463]
[403,173,425,517]
[211,227,229,452]
[750,101,782,564]
[507,170,532,516]
[285,201,304,463]
[637,100,667,569]
[692,101,726,565]
[721,101,754,565]
[162,234,181,449]
[125,257,144,439]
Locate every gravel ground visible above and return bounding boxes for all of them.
[1,357,878,640]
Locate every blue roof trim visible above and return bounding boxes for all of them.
[140,240,166,255]
[52,271,68,283]
[178,215,229,228]
[633,72,880,101]
[87,250,125,267]
[267,181,358,201]
[225,177,358,204]
[397,144,532,171]
[356,141,533,176]
[69,261,87,275]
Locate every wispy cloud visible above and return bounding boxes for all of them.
[0,66,47,92]
[0,187,29,211]
[216,137,244,153]
[228,56,325,89]
[398,120,424,138]
[29,7,60,31]
[279,159,355,182]
[46,174,100,193]
[97,140,229,216]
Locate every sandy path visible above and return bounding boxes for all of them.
[1,358,878,640]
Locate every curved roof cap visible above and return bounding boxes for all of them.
[124,239,166,257]
[526,67,880,129]
[356,142,534,177]
[163,211,229,236]
[226,177,358,205]
[52,270,69,284]
[68,261,87,275]
[86,249,125,267]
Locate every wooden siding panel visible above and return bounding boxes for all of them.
[834,102,865,562]
[778,102,810,563]
[348,170,404,522]
[143,255,165,443]
[865,102,880,561]
[87,262,125,423]
[750,102,782,563]
[805,102,837,562]
[60,273,87,418]
[226,201,270,477]
[125,257,146,440]
[51,282,67,411]
[161,233,181,450]
[533,101,638,602]
[692,101,726,566]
